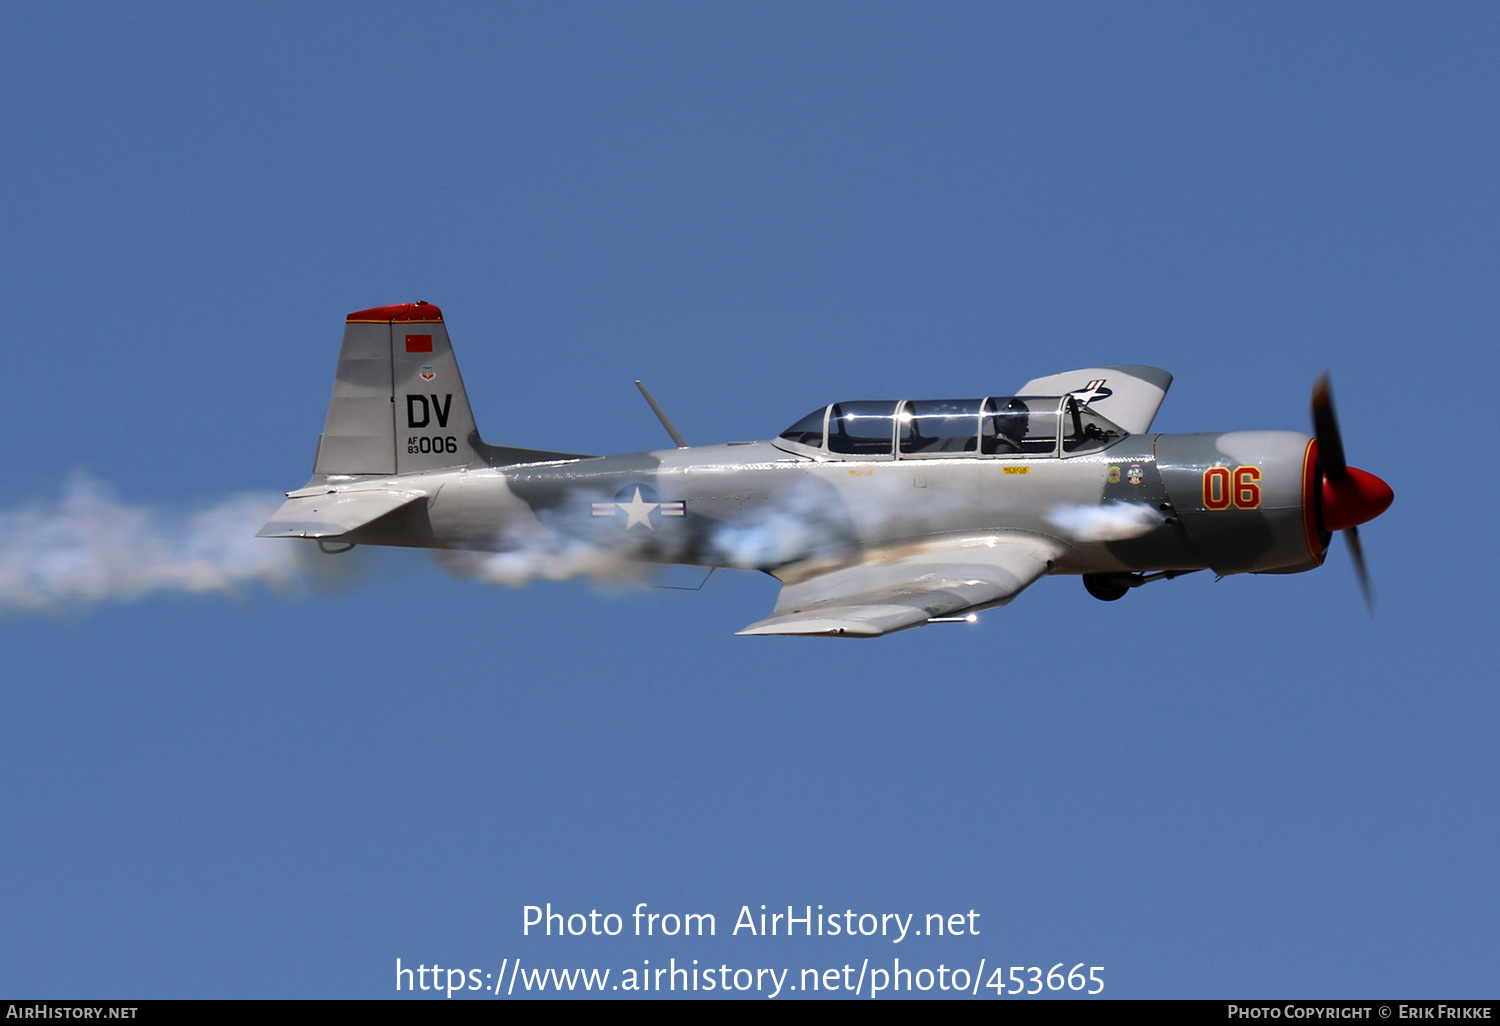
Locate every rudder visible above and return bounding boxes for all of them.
[314,302,478,476]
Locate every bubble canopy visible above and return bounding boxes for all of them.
[775,396,1127,459]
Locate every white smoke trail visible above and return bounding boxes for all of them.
[0,473,1175,613]
[438,477,855,588]
[434,516,653,588]
[0,471,335,614]
[705,478,853,569]
[1045,501,1165,542]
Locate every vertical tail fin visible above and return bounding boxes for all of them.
[313,302,478,475]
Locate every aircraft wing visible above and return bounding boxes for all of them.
[1017,365,1172,434]
[737,533,1064,638]
[256,486,426,539]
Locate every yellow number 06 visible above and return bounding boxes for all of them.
[1203,465,1261,510]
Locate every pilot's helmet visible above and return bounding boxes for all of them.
[994,398,1030,438]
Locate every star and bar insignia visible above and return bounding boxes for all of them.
[591,485,685,530]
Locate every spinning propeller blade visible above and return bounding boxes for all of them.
[1345,525,1374,613]
[1311,373,1347,480]
[1310,373,1391,612]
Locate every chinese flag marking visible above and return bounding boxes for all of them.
[405,334,433,353]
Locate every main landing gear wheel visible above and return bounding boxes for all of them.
[1083,569,1197,601]
[1083,573,1132,602]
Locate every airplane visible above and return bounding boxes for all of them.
[257,301,1394,637]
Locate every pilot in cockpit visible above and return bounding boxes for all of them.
[987,399,1030,454]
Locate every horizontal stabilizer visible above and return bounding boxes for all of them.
[1017,365,1172,434]
[738,533,1062,638]
[256,488,425,539]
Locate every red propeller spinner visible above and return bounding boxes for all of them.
[1321,465,1394,533]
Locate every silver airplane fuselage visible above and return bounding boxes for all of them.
[334,430,1322,578]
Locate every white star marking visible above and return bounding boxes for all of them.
[618,486,659,530]
[1068,379,1111,404]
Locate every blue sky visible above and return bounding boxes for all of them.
[1,2,1495,998]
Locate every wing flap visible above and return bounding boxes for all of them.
[738,534,1063,637]
[1017,364,1172,434]
[256,488,426,539]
